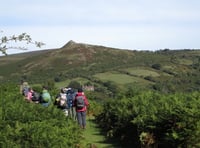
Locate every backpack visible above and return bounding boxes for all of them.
[42,91,51,103]
[31,92,40,102]
[76,95,85,109]
[59,93,67,107]
[67,91,75,108]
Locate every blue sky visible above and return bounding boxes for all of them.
[1,0,200,54]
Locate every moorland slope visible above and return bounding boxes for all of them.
[0,40,199,93]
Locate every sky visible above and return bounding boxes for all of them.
[0,0,200,54]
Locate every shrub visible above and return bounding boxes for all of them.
[0,84,82,148]
[96,91,200,147]
[152,63,161,70]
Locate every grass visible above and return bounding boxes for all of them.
[177,59,193,65]
[94,71,152,88]
[81,116,121,148]
[94,71,143,84]
[124,67,160,77]
[55,80,71,88]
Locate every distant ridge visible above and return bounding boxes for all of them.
[62,40,94,49]
[62,40,77,48]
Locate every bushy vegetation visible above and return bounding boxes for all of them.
[95,91,200,148]
[0,84,82,148]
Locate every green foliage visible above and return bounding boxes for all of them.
[68,80,81,89]
[42,79,55,91]
[102,81,119,98]
[0,84,82,148]
[95,91,200,147]
[152,63,162,70]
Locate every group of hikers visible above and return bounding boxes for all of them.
[20,81,89,129]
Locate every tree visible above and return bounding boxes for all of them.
[0,31,45,55]
[151,63,161,70]
[68,80,81,89]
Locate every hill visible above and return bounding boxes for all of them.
[0,40,200,93]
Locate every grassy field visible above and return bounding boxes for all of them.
[94,71,147,84]
[177,58,193,65]
[93,71,152,89]
[123,67,160,77]
[55,77,89,88]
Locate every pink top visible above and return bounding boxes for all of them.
[26,90,33,101]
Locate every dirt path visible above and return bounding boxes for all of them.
[81,116,121,148]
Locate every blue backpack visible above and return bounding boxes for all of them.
[67,90,75,108]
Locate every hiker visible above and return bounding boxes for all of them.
[55,88,68,109]
[20,81,29,97]
[26,87,34,102]
[74,88,89,129]
[55,88,68,116]
[66,88,76,120]
[31,90,41,104]
[40,86,51,107]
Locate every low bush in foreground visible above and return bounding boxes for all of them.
[96,91,200,148]
[0,84,81,148]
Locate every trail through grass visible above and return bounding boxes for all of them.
[81,116,121,148]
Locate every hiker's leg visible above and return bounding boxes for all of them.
[76,112,83,128]
[62,109,68,117]
[68,108,72,118]
[81,111,87,128]
[72,107,77,120]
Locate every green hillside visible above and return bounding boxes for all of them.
[0,41,200,94]
[0,42,200,147]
